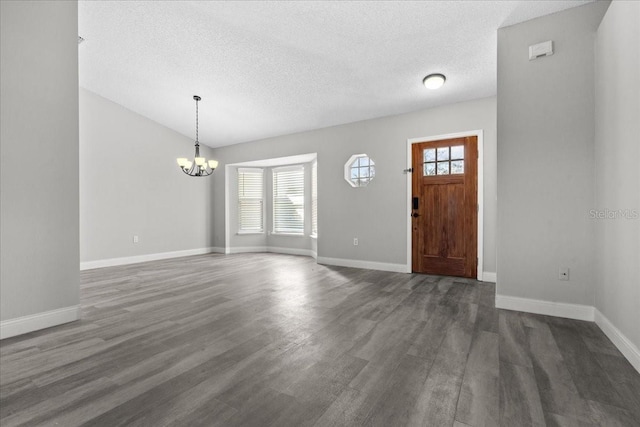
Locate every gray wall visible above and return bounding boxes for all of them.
[1,1,80,320]
[80,89,216,262]
[212,97,497,273]
[497,1,609,305]
[594,1,640,349]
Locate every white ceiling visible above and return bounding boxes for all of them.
[79,0,593,148]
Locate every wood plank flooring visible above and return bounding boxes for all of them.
[1,253,639,426]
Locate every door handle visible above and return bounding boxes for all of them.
[412,212,420,218]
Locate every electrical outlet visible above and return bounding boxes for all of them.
[133,235,139,244]
[353,238,358,246]
[559,267,569,281]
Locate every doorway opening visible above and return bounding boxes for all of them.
[406,131,484,279]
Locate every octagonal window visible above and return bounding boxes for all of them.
[345,154,375,187]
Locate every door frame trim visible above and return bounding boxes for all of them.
[406,130,484,280]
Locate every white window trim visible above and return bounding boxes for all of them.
[272,165,305,235]
[311,160,318,237]
[237,167,265,234]
[272,164,305,173]
[344,153,375,187]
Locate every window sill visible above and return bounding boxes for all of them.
[270,232,305,237]
[237,231,264,236]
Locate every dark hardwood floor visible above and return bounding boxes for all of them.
[1,253,639,426]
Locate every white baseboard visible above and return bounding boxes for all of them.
[495,294,595,321]
[267,247,315,257]
[80,247,219,270]
[228,246,316,258]
[495,294,639,373]
[317,256,410,273]
[595,309,640,374]
[482,271,497,283]
[227,249,403,270]
[1,305,79,340]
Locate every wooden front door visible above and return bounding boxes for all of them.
[411,136,478,278]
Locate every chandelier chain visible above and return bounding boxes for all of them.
[195,98,199,143]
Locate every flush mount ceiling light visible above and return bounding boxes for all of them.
[423,73,446,90]
[176,95,218,177]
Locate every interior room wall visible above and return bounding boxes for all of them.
[0,1,80,334]
[594,0,640,357]
[212,96,497,274]
[80,89,216,266]
[496,1,609,307]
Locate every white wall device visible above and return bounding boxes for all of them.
[529,40,554,60]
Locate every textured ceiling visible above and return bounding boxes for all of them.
[79,0,593,148]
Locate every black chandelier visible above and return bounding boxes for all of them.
[176,95,218,177]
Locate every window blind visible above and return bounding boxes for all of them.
[273,166,304,234]
[311,161,317,236]
[238,168,264,233]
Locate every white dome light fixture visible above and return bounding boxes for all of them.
[423,73,446,90]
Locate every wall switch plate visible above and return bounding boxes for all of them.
[133,235,139,243]
[353,238,358,246]
[559,267,569,281]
